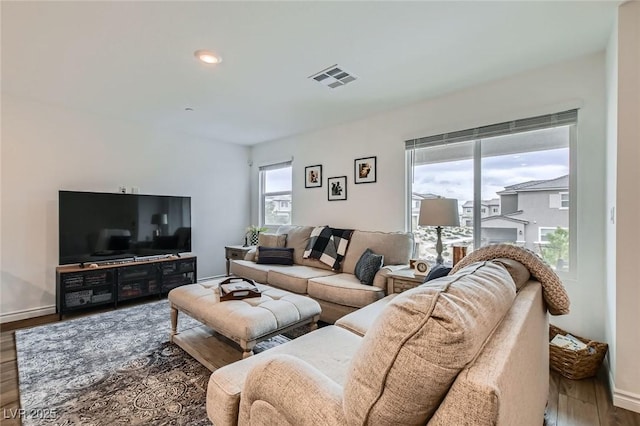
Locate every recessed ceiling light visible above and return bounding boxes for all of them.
[194,50,222,64]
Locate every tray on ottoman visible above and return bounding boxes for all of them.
[219,277,262,301]
[168,276,321,368]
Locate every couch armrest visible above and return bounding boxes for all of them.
[239,354,346,426]
[372,264,410,290]
[244,248,257,261]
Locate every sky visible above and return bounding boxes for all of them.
[413,147,569,204]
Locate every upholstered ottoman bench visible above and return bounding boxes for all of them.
[168,278,321,365]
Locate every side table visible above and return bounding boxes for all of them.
[225,245,254,276]
[387,268,425,294]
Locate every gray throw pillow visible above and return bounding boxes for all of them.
[355,248,384,285]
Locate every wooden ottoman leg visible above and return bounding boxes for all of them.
[241,339,257,359]
[309,314,320,331]
[170,304,179,343]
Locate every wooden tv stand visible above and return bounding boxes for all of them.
[56,255,197,318]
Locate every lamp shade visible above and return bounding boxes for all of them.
[151,213,168,225]
[418,198,460,227]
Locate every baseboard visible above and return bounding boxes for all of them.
[198,275,225,282]
[613,388,640,413]
[0,305,57,324]
[606,356,640,414]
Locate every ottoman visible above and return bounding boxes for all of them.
[168,278,321,363]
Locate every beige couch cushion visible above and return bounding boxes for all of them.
[342,230,413,275]
[275,225,314,265]
[343,261,517,425]
[267,265,336,294]
[308,274,385,308]
[428,280,548,426]
[230,260,270,283]
[335,294,397,337]
[207,325,362,426]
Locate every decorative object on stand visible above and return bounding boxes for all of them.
[151,213,168,237]
[418,198,460,265]
[354,156,377,184]
[327,176,347,201]
[413,259,430,277]
[305,164,322,188]
[245,225,267,246]
[452,245,468,266]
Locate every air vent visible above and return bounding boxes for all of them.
[309,64,357,89]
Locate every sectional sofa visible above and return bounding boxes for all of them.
[208,259,551,425]
[229,225,414,323]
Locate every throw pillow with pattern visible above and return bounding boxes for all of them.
[355,248,384,285]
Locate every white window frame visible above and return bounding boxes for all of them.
[560,192,569,210]
[259,161,292,227]
[405,110,577,278]
[538,226,561,243]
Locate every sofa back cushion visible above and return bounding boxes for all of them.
[342,230,413,274]
[275,225,314,265]
[342,261,517,425]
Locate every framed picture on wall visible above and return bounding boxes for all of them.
[354,156,377,184]
[327,176,347,201]
[305,165,322,188]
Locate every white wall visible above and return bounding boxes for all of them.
[604,4,618,408]
[611,0,640,412]
[251,53,607,342]
[0,94,251,322]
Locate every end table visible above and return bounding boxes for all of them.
[387,268,425,294]
[225,245,254,276]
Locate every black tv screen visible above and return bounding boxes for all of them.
[59,191,191,265]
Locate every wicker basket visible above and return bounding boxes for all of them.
[549,324,608,380]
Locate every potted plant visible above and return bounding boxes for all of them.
[245,225,267,246]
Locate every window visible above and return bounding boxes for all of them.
[560,192,569,209]
[406,110,576,274]
[259,161,292,226]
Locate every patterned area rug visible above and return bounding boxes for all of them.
[15,299,295,425]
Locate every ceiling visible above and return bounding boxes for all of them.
[1,1,618,146]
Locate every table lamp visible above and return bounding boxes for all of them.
[418,198,460,265]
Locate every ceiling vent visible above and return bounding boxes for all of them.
[309,64,357,89]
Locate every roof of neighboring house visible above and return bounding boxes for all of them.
[498,175,568,194]
[481,214,530,225]
[462,198,500,208]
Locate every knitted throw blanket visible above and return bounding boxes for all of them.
[449,244,570,315]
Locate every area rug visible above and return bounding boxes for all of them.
[15,299,296,425]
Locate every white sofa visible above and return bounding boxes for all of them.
[230,225,414,323]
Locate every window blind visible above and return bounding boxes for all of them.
[258,160,292,171]
[405,109,578,150]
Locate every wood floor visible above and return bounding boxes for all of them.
[2,313,640,426]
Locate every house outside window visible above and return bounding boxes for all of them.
[406,110,576,274]
[259,162,292,226]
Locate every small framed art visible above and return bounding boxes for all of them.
[354,156,377,184]
[327,176,347,201]
[305,165,322,188]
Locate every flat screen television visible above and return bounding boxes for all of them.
[59,190,191,265]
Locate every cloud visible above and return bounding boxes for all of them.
[413,148,569,203]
